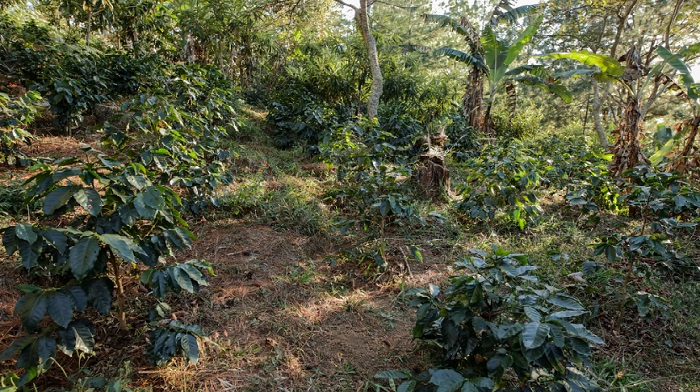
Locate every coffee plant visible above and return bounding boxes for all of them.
[320,117,424,236]
[454,141,543,230]
[0,152,214,385]
[622,165,700,225]
[564,165,622,225]
[444,113,480,162]
[102,64,238,214]
[381,246,602,391]
[530,136,610,190]
[0,90,42,166]
[585,235,674,322]
[0,58,239,386]
[574,165,700,324]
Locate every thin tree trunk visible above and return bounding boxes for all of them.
[610,0,637,58]
[592,81,609,148]
[664,0,685,48]
[354,0,383,119]
[582,93,590,138]
[111,258,128,330]
[505,80,516,127]
[483,99,495,137]
[86,8,93,46]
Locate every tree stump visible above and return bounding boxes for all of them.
[413,130,450,200]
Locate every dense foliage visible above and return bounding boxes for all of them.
[380,247,602,391]
[1,0,700,390]
[0,13,239,387]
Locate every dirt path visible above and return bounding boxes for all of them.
[137,221,436,391]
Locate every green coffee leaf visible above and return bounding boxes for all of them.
[99,233,143,263]
[430,369,464,392]
[42,229,68,253]
[2,227,18,255]
[179,264,209,286]
[15,293,47,331]
[521,322,550,349]
[524,306,541,322]
[568,337,591,356]
[548,310,587,319]
[0,336,35,362]
[134,186,165,220]
[35,336,57,370]
[180,334,199,364]
[398,380,416,392]
[43,186,77,215]
[550,324,565,348]
[74,188,103,216]
[85,278,113,314]
[47,292,73,328]
[460,382,478,392]
[18,240,40,269]
[171,267,194,293]
[69,236,100,280]
[14,223,37,244]
[547,295,585,311]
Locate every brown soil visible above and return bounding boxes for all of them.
[0,193,445,392]
[135,221,442,391]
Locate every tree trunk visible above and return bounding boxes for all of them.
[609,97,648,177]
[354,0,383,119]
[86,8,93,47]
[671,116,700,175]
[610,46,648,177]
[592,81,609,148]
[462,67,484,131]
[483,99,495,137]
[505,80,516,127]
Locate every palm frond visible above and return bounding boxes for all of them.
[424,14,469,37]
[490,0,540,25]
[504,14,543,68]
[542,51,625,78]
[657,46,698,101]
[436,47,487,70]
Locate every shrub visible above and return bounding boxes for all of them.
[444,113,481,162]
[454,141,542,229]
[380,247,602,391]
[492,104,544,140]
[0,61,238,387]
[0,179,25,217]
[0,90,42,166]
[320,117,424,238]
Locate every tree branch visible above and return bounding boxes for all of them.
[334,0,357,11]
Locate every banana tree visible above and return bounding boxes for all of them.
[656,45,700,175]
[545,48,649,176]
[544,45,699,177]
[427,2,571,136]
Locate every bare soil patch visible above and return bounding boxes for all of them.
[137,221,438,391]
